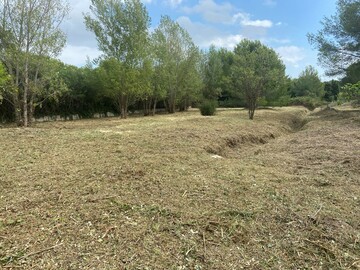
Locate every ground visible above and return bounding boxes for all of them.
[0,106,359,269]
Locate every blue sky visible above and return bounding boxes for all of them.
[60,0,338,79]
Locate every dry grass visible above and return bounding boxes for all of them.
[0,106,359,269]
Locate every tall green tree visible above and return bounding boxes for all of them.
[341,61,360,84]
[201,45,223,100]
[290,66,324,98]
[324,80,341,101]
[84,0,150,118]
[0,0,69,126]
[231,39,286,119]
[308,0,360,76]
[152,16,201,113]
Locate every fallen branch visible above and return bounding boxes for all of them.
[22,243,63,258]
[102,226,117,239]
[203,231,206,260]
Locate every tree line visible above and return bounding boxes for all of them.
[0,0,359,126]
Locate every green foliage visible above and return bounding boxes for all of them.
[341,62,360,84]
[85,0,151,118]
[231,39,286,119]
[308,0,360,76]
[324,80,341,101]
[218,98,246,108]
[0,0,70,126]
[339,82,360,105]
[290,96,324,111]
[201,45,223,100]
[84,0,150,64]
[200,99,217,116]
[290,66,324,98]
[152,16,201,113]
[0,63,10,104]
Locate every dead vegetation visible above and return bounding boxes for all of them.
[0,107,359,269]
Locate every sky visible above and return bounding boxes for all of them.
[59,0,338,79]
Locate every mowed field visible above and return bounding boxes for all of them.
[0,107,359,269]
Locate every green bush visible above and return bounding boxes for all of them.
[339,82,360,105]
[218,98,246,108]
[200,99,217,116]
[290,96,323,111]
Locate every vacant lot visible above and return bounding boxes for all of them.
[0,107,359,269]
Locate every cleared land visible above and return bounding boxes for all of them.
[0,107,359,269]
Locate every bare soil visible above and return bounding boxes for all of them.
[0,106,359,269]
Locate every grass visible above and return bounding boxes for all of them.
[0,106,359,269]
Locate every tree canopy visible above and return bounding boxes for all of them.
[308,0,360,76]
[152,16,201,113]
[0,0,69,126]
[231,39,286,119]
[290,65,324,98]
[84,0,151,118]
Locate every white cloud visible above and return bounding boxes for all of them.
[183,0,234,23]
[177,16,223,47]
[59,45,102,67]
[275,46,306,67]
[266,38,291,44]
[164,0,182,7]
[209,35,244,49]
[177,16,244,49]
[233,13,273,28]
[183,0,273,28]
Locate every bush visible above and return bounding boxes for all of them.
[290,96,323,111]
[200,99,217,116]
[339,82,360,106]
[218,98,246,108]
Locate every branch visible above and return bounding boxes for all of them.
[21,243,63,258]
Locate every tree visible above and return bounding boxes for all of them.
[231,39,286,119]
[324,80,341,101]
[152,16,201,113]
[96,58,127,115]
[0,63,10,103]
[339,82,360,104]
[308,0,360,76]
[201,45,223,100]
[84,0,151,119]
[341,61,360,84]
[290,66,324,98]
[0,0,69,126]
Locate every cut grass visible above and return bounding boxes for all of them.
[0,106,359,269]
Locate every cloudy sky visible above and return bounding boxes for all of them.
[59,0,337,79]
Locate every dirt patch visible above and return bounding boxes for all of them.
[205,132,276,157]
[205,109,308,157]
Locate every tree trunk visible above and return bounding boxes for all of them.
[152,98,157,116]
[167,96,176,114]
[13,95,22,126]
[143,99,150,116]
[13,63,22,126]
[120,94,128,119]
[248,99,256,120]
[23,62,29,127]
[28,95,34,125]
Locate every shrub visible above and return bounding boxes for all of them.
[200,99,217,116]
[339,82,360,106]
[290,96,323,111]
